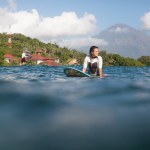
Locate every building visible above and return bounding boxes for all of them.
[3,49,60,66]
[35,49,42,55]
[68,58,78,65]
[8,34,12,48]
[54,57,60,63]
[30,54,44,64]
[30,54,59,66]
[43,57,59,66]
[4,54,14,63]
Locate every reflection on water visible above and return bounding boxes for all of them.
[0,66,150,150]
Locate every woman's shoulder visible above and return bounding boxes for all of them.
[85,55,90,60]
[97,56,103,61]
[98,56,102,59]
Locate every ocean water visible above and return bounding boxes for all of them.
[0,66,150,150]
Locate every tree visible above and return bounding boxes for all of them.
[138,56,150,66]
[0,50,4,66]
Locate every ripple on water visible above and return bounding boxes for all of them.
[0,66,150,150]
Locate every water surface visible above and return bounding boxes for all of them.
[0,66,150,150]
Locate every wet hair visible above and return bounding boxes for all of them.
[89,46,99,56]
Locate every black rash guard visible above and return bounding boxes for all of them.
[83,56,103,75]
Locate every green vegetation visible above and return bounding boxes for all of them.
[0,33,149,67]
[0,33,86,66]
[100,51,145,67]
[138,56,150,66]
[0,50,4,66]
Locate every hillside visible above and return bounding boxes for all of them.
[0,33,86,65]
[94,24,150,58]
[0,33,149,67]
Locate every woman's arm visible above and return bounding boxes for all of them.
[98,56,103,77]
[82,68,86,73]
[82,56,88,73]
[99,68,103,77]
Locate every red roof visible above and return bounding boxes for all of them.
[43,56,53,60]
[44,60,59,66]
[31,54,44,60]
[4,54,14,59]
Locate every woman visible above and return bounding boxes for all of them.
[82,46,103,77]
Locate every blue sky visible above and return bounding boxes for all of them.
[2,0,149,30]
[0,0,150,47]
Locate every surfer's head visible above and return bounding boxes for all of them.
[89,46,99,58]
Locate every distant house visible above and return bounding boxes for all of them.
[68,58,78,65]
[29,49,60,66]
[30,54,59,66]
[44,60,59,66]
[31,54,44,64]
[4,49,60,66]
[54,57,60,63]
[4,54,14,63]
[43,57,59,66]
[35,49,42,55]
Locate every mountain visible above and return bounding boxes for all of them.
[93,24,150,58]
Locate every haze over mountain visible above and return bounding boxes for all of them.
[85,24,150,58]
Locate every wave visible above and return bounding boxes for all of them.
[0,75,150,150]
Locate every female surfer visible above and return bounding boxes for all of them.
[82,46,103,77]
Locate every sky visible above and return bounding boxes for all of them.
[0,0,150,48]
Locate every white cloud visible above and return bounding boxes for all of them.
[0,6,97,41]
[0,7,14,29]
[8,0,17,11]
[141,12,150,30]
[52,37,108,49]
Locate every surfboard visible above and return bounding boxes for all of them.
[64,67,92,77]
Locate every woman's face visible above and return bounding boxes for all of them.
[91,48,99,57]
